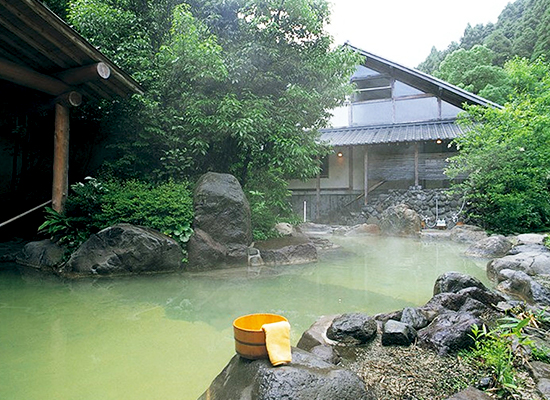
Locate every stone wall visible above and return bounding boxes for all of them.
[291,188,467,227]
[363,189,467,229]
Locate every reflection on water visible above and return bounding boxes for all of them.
[0,235,488,400]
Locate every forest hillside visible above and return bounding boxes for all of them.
[418,0,550,73]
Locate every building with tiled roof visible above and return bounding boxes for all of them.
[289,44,499,221]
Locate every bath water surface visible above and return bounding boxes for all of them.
[0,235,488,400]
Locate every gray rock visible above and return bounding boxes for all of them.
[381,320,417,346]
[374,310,403,324]
[258,243,317,266]
[529,361,550,399]
[274,222,295,236]
[61,224,183,276]
[297,315,339,351]
[0,239,26,263]
[487,252,550,281]
[459,298,492,317]
[537,378,550,399]
[444,386,493,400]
[418,311,481,355]
[17,239,65,269]
[345,224,380,236]
[464,235,513,258]
[433,272,488,295]
[309,345,341,365]
[508,243,549,255]
[296,223,334,237]
[496,269,550,305]
[188,173,252,270]
[199,347,374,400]
[517,233,547,246]
[327,313,377,345]
[400,307,429,330]
[424,287,504,315]
[379,204,422,237]
[530,360,550,380]
[449,225,488,243]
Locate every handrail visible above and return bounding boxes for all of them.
[0,200,52,228]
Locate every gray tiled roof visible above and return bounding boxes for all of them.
[320,119,468,146]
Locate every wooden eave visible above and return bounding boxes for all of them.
[0,0,143,101]
[345,44,503,110]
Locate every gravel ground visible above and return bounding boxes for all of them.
[338,336,543,400]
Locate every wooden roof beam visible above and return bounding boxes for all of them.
[0,56,72,96]
[55,62,111,85]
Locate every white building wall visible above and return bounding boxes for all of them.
[292,77,464,191]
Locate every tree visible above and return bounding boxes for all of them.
[484,30,512,66]
[446,58,550,234]
[435,45,510,104]
[63,0,360,237]
[461,23,494,50]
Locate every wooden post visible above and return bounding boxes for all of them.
[414,142,419,187]
[316,172,321,221]
[52,103,70,213]
[363,146,369,205]
[348,145,353,191]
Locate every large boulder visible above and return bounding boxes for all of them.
[423,287,504,316]
[418,311,482,355]
[517,233,547,246]
[495,269,550,305]
[433,271,488,295]
[297,315,340,351]
[449,225,488,243]
[17,239,66,270]
[61,224,183,276]
[464,235,513,258]
[326,313,378,345]
[258,243,317,266]
[487,251,550,281]
[345,224,381,236]
[379,204,422,237]
[199,348,374,400]
[188,173,252,270]
[400,307,430,330]
[297,315,341,365]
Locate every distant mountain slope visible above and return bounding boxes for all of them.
[418,0,550,73]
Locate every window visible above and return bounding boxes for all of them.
[319,156,329,178]
[352,76,392,102]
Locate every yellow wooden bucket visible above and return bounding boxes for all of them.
[233,313,288,359]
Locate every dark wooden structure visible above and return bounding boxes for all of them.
[0,0,142,214]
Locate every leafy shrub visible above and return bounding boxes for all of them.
[447,58,550,234]
[461,308,550,396]
[39,177,194,251]
[245,169,300,241]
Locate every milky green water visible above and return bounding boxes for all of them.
[0,235,489,400]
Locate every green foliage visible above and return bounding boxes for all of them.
[435,45,511,104]
[64,0,360,187]
[245,168,301,241]
[38,207,89,247]
[446,58,550,234]
[465,323,518,394]
[419,0,550,75]
[39,178,194,250]
[463,310,550,396]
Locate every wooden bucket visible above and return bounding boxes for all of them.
[233,313,288,359]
